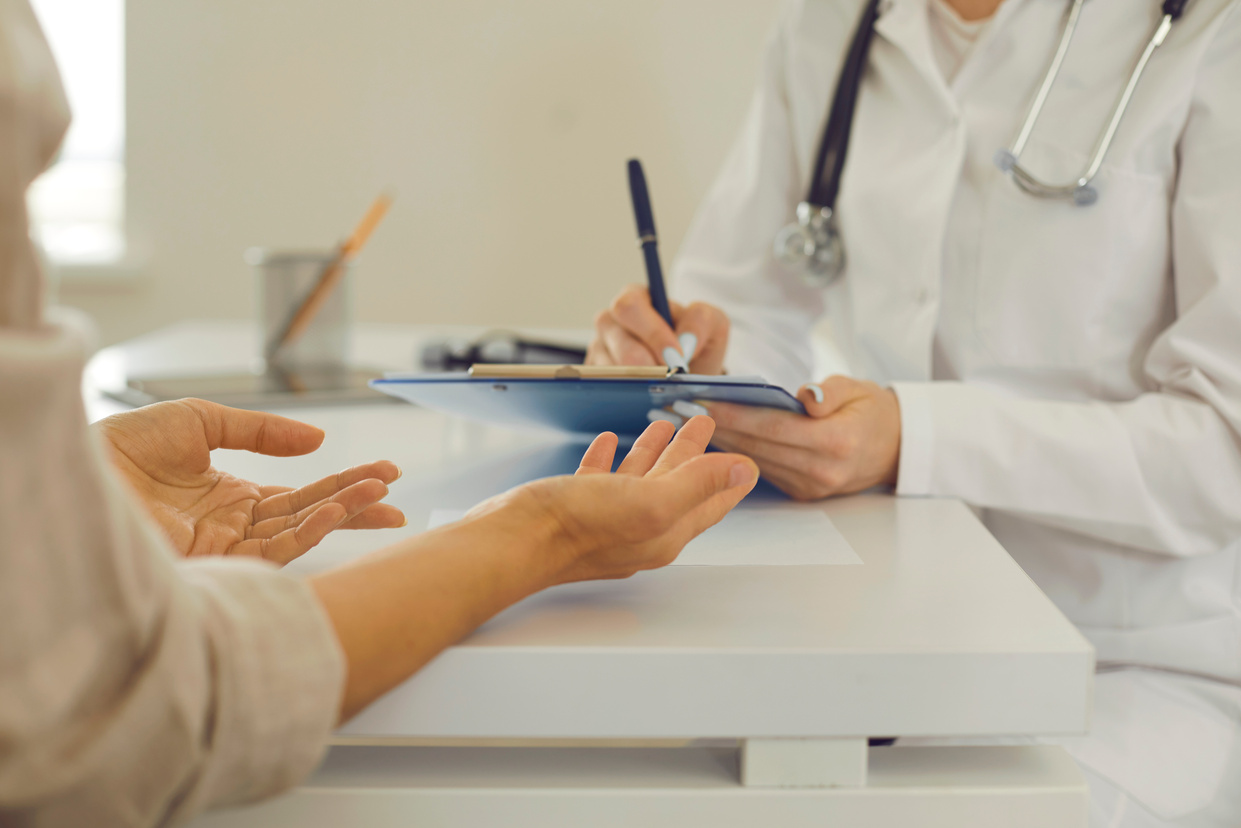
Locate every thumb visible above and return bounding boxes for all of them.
[184,399,326,456]
[653,452,758,524]
[797,375,864,419]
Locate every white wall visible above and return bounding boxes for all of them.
[63,0,785,345]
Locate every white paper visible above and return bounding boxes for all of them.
[427,505,860,567]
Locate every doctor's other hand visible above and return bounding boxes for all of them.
[468,416,758,582]
[706,376,901,501]
[95,399,406,563]
[587,284,730,374]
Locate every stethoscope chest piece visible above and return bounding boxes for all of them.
[774,202,846,287]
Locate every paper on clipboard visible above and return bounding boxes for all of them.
[427,505,860,567]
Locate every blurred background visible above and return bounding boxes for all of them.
[33,0,785,346]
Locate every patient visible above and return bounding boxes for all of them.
[0,4,758,825]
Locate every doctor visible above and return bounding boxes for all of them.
[589,0,1241,824]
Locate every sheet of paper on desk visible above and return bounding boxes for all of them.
[427,505,861,566]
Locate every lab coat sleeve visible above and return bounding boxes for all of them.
[672,0,830,392]
[0,328,345,824]
[893,7,1241,557]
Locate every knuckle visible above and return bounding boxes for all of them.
[585,337,610,365]
[612,288,645,316]
[812,464,843,492]
[644,498,679,529]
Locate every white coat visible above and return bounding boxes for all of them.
[672,0,1241,822]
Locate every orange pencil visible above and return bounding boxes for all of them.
[268,192,393,358]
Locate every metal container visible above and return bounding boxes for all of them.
[246,248,352,372]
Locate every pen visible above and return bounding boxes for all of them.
[627,160,690,372]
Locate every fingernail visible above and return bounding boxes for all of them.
[662,346,689,373]
[399,515,408,528]
[800,383,825,404]
[671,399,709,418]
[679,332,698,364]
[394,465,403,480]
[729,462,757,488]
[647,408,684,427]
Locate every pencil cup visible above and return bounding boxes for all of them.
[247,249,352,372]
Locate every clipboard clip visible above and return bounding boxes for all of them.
[467,364,673,380]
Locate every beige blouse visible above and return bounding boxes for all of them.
[0,3,345,825]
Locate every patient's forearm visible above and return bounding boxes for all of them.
[310,505,564,722]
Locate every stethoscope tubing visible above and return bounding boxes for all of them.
[776,0,1191,285]
[807,0,885,211]
[1000,1,1180,204]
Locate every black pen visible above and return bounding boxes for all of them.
[627,159,689,373]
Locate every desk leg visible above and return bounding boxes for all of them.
[740,737,867,788]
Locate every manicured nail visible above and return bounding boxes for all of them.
[729,462,757,488]
[671,399,709,418]
[647,408,684,427]
[679,332,698,364]
[800,383,824,404]
[662,346,689,373]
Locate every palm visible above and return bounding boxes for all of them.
[96,399,403,563]
[469,416,756,582]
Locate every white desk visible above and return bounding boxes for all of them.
[88,321,1096,827]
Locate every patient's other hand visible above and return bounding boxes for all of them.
[95,399,405,564]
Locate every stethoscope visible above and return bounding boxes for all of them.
[774,0,1191,287]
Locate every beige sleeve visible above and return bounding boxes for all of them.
[0,321,345,827]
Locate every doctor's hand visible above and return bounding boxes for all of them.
[706,376,901,501]
[587,285,730,374]
[466,416,758,582]
[95,399,405,563]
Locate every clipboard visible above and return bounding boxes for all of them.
[371,364,805,437]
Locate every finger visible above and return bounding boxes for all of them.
[615,420,677,476]
[577,432,620,476]
[742,454,834,501]
[648,415,716,476]
[597,312,660,367]
[653,464,761,564]
[700,401,815,448]
[585,334,614,366]
[610,286,681,363]
[249,478,391,540]
[339,502,407,530]
[712,430,846,501]
[710,426,824,478]
[674,302,729,368]
[797,375,868,418]
[253,460,402,522]
[182,399,325,456]
[234,501,347,565]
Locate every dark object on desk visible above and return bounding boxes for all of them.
[626,158,674,329]
[105,366,391,410]
[420,331,587,372]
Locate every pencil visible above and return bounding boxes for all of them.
[268,192,393,359]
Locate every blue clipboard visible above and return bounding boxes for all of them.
[371,365,805,437]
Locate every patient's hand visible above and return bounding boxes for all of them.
[467,416,758,583]
[95,399,405,563]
